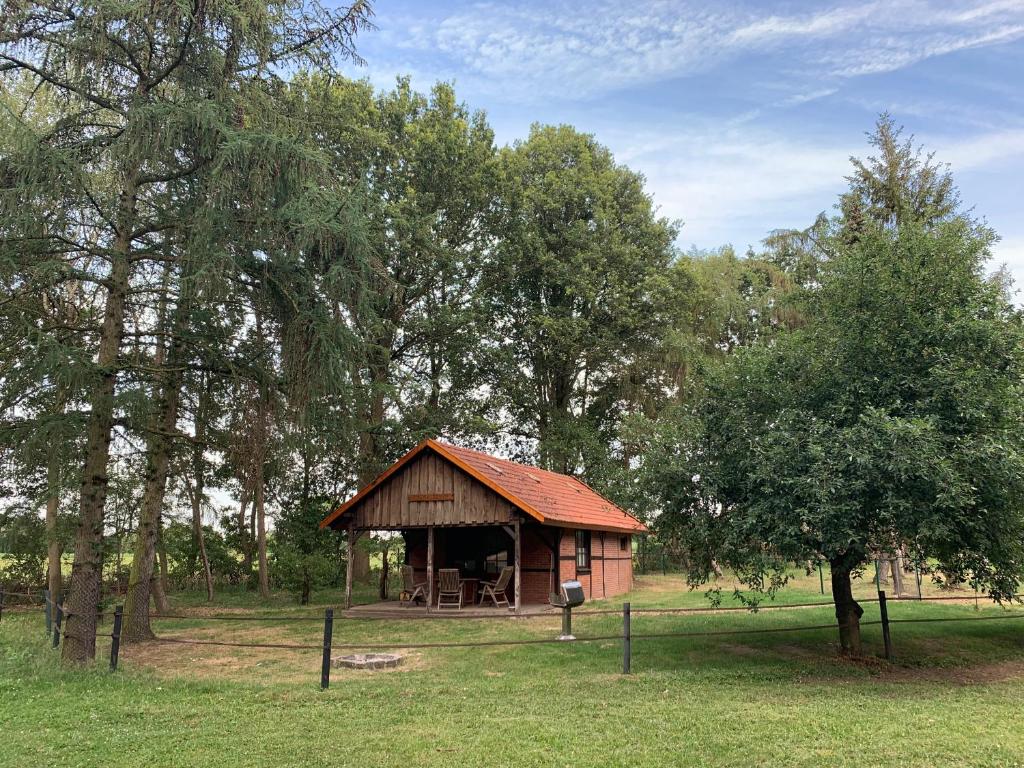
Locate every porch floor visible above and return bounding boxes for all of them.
[343,600,559,619]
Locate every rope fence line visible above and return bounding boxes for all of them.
[888,613,1024,625]
[10,584,1024,687]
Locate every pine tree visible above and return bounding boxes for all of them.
[0,0,372,661]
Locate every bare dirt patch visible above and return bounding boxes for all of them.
[878,659,1024,686]
[119,623,434,684]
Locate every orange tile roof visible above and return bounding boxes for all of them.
[320,439,648,533]
[433,441,647,533]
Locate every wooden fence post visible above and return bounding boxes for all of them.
[878,590,892,661]
[44,589,51,634]
[622,602,631,675]
[109,605,123,672]
[320,608,334,690]
[52,601,63,649]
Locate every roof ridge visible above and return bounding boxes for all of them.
[435,440,589,482]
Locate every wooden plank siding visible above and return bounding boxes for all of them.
[346,451,516,530]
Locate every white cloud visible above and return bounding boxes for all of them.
[991,236,1024,302]
[370,1,1024,101]
[602,123,1024,256]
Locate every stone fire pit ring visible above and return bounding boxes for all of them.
[332,652,404,670]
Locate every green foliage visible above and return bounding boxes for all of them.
[271,497,345,601]
[486,124,682,483]
[0,506,45,586]
[163,522,247,588]
[664,119,1024,607]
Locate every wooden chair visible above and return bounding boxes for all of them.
[436,568,463,610]
[479,566,514,609]
[400,565,427,606]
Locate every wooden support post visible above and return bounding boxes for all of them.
[513,517,521,614]
[320,608,334,690]
[109,605,123,672]
[52,600,63,649]
[345,524,355,610]
[622,602,632,675]
[878,590,892,661]
[818,562,825,595]
[554,528,562,594]
[44,589,51,634]
[426,526,435,611]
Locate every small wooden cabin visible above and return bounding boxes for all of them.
[320,439,647,611]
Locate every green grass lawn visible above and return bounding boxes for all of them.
[2,571,1024,767]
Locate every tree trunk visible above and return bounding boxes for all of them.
[255,462,270,599]
[191,385,214,602]
[238,484,253,574]
[301,575,311,606]
[123,264,188,639]
[154,516,171,612]
[830,560,864,656]
[887,555,903,596]
[62,179,135,662]
[45,451,62,607]
[122,392,178,636]
[379,539,390,600]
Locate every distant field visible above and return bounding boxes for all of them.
[2,570,1023,767]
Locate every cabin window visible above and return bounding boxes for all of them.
[485,550,508,575]
[575,530,591,572]
[620,536,628,552]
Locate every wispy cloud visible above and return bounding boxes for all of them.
[603,122,1024,254]
[371,1,1024,101]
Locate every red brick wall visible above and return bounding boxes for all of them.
[559,529,633,601]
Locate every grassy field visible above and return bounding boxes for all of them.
[2,571,1024,767]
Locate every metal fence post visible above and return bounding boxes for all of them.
[559,606,574,641]
[52,601,63,649]
[320,608,334,690]
[109,605,123,672]
[622,602,631,675]
[44,589,51,634]
[878,590,892,661]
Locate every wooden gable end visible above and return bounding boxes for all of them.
[346,450,517,529]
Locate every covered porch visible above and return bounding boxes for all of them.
[345,518,542,613]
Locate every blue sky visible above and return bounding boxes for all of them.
[346,0,1024,293]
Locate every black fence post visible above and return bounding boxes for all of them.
[320,608,334,690]
[44,589,51,634]
[52,601,63,649]
[622,602,631,675]
[110,605,123,672]
[878,590,892,661]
